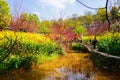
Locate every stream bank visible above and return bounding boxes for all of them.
[0,50,120,80]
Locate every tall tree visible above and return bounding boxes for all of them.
[96,8,110,22]
[110,6,120,21]
[40,20,51,33]
[84,12,93,27]
[64,19,75,28]
[10,13,40,32]
[74,25,86,36]
[0,0,11,29]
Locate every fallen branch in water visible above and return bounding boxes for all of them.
[78,42,120,59]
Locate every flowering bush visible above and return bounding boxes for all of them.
[0,30,64,72]
[97,33,120,56]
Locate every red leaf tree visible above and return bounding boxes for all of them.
[49,20,77,51]
[10,13,39,33]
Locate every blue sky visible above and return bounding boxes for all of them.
[6,0,108,20]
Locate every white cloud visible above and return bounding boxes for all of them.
[33,12,40,16]
[39,0,75,9]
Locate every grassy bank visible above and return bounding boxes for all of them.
[73,32,120,71]
[0,30,64,73]
[81,33,120,56]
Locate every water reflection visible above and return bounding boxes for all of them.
[0,52,120,80]
[45,65,96,80]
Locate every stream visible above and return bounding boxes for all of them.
[0,50,120,80]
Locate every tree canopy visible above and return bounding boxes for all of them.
[96,8,110,22]
[10,13,40,32]
[110,6,120,21]
[0,0,11,29]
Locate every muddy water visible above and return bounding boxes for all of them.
[0,51,120,80]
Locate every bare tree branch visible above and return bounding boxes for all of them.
[106,0,111,32]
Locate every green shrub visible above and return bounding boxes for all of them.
[0,62,8,73]
[71,43,83,50]
[70,42,87,52]
[7,57,21,70]
[98,33,120,56]
[0,31,64,73]
[82,33,120,56]
[21,55,35,70]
